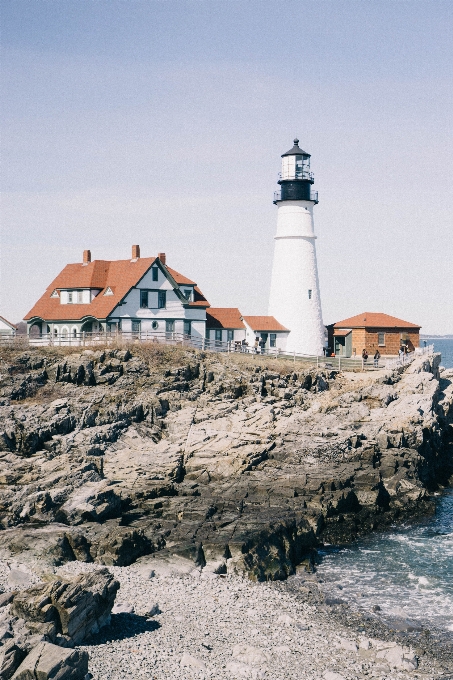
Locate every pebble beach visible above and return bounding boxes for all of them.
[39,558,449,680]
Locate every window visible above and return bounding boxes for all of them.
[184,320,191,337]
[68,291,73,303]
[140,290,149,308]
[205,328,210,340]
[183,289,191,300]
[152,320,159,330]
[152,267,158,282]
[72,328,77,338]
[227,330,234,342]
[166,320,174,333]
[77,291,83,304]
[132,320,141,333]
[378,332,385,346]
[158,291,166,309]
[215,329,222,342]
[270,333,277,347]
[308,289,312,299]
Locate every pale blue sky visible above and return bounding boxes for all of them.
[1,0,452,333]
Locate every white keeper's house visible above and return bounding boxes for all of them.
[24,246,290,351]
[24,246,210,341]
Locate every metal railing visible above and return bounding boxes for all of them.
[273,190,318,204]
[0,332,434,373]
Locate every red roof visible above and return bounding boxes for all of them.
[24,257,209,321]
[332,313,420,330]
[242,316,289,332]
[206,308,245,329]
[166,266,196,286]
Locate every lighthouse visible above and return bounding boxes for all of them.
[268,139,325,356]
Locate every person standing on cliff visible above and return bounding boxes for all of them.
[374,349,380,367]
[362,348,368,364]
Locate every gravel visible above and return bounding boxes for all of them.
[1,558,448,680]
[47,560,444,680]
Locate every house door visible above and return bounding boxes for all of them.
[335,337,346,355]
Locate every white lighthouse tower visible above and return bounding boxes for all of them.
[268,139,324,356]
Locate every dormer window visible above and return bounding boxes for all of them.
[183,289,192,300]
[50,289,59,298]
[104,286,114,296]
[61,289,90,304]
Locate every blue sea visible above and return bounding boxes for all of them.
[317,488,453,637]
[424,337,453,369]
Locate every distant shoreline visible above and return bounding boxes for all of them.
[420,335,453,339]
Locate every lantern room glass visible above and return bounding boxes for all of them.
[281,154,311,180]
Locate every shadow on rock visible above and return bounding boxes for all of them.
[83,612,161,645]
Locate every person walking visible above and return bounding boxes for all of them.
[362,348,368,364]
[374,349,380,367]
[254,337,260,354]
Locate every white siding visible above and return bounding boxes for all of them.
[269,199,324,356]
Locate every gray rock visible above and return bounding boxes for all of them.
[11,568,119,645]
[11,641,88,680]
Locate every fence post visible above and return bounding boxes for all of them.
[362,358,364,371]
[293,350,296,365]
[338,356,341,371]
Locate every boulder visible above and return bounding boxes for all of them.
[11,568,119,645]
[11,642,88,680]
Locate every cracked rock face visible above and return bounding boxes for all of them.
[0,346,451,585]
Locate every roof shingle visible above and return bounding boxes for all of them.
[331,312,420,330]
[242,316,289,332]
[206,308,245,329]
[24,257,209,321]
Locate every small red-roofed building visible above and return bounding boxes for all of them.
[24,246,210,342]
[206,308,245,345]
[242,315,290,352]
[326,313,421,357]
[205,309,290,352]
[0,315,17,337]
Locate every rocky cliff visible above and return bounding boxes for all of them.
[0,345,452,582]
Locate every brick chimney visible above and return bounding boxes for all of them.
[158,252,166,265]
[132,244,140,259]
[83,249,91,264]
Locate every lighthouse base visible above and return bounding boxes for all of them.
[268,235,324,357]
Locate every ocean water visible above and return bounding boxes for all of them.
[423,338,453,369]
[317,489,453,635]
